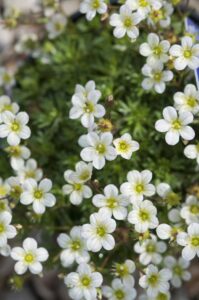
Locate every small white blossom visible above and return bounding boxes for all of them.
[102,278,136,300]
[156,223,181,240]
[113,133,139,159]
[65,263,103,300]
[142,62,173,94]
[63,169,92,205]
[0,67,15,89]
[80,132,117,170]
[92,184,129,220]
[0,95,19,123]
[15,33,38,55]
[69,82,105,128]
[0,199,10,213]
[164,256,191,288]
[0,111,31,146]
[80,0,107,21]
[15,158,43,183]
[174,84,199,115]
[180,195,199,225]
[113,259,135,286]
[184,143,199,164]
[140,33,170,64]
[110,5,141,40]
[121,170,155,202]
[170,36,199,70]
[57,226,90,267]
[128,199,158,233]
[139,264,172,297]
[82,210,116,252]
[11,237,49,275]
[134,235,167,265]
[155,106,195,145]
[0,178,10,198]
[147,3,173,28]
[177,223,199,260]
[71,161,93,183]
[20,178,56,214]
[0,211,17,247]
[6,145,31,170]
[7,176,22,199]
[45,13,67,39]
[126,0,162,18]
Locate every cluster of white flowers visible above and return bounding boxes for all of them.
[0,94,56,274]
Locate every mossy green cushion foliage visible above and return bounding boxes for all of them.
[0,14,198,267]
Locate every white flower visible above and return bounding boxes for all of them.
[74,80,97,98]
[63,170,92,205]
[142,62,173,94]
[156,182,181,206]
[164,256,191,288]
[7,176,22,199]
[174,84,199,115]
[69,83,105,128]
[102,278,136,300]
[156,223,181,240]
[134,235,167,265]
[155,106,195,145]
[0,95,19,123]
[180,195,199,225]
[113,133,139,159]
[15,33,38,55]
[65,263,103,300]
[92,184,129,220]
[177,223,199,260]
[0,111,31,146]
[80,132,117,170]
[147,3,173,29]
[71,161,93,183]
[57,226,90,267]
[82,210,116,252]
[80,0,107,21]
[184,143,199,164]
[0,178,10,199]
[15,158,43,183]
[170,36,199,70]
[0,211,16,247]
[11,237,49,275]
[45,13,67,39]
[139,264,172,297]
[20,178,56,214]
[113,259,135,286]
[6,145,31,170]
[126,0,162,18]
[128,199,158,233]
[110,5,141,39]
[0,67,15,89]
[140,33,170,64]
[120,170,155,202]
[0,199,10,213]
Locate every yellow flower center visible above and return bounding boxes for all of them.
[139,0,148,7]
[96,225,106,237]
[11,121,20,132]
[0,223,5,233]
[191,236,199,247]
[146,243,156,253]
[71,240,81,251]
[115,264,129,277]
[96,143,106,154]
[0,186,7,197]
[153,72,162,82]
[79,170,90,181]
[153,46,162,56]
[24,253,34,264]
[187,97,197,108]
[148,274,159,287]
[83,102,94,113]
[156,293,168,300]
[165,192,181,206]
[25,171,36,179]
[118,141,129,153]
[173,265,183,276]
[139,209,150,221]
[73,183,82,191]
[115,289,125,300]
[150,9,163,22]
[0,201,6,211]
[7,146,21,157]
[92,0,100,9]
[54,22,64,31]
[81,275,91,287]
[124,17,132,28]
[0,104,12,113]
[190,204,199,215]
[107,197,117,208]
[3,73,11,83]
[135,183,144,193]
[172,120,182,130]
[11,185,23,199]
[34,189,43,199]
[183,49,192,59]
